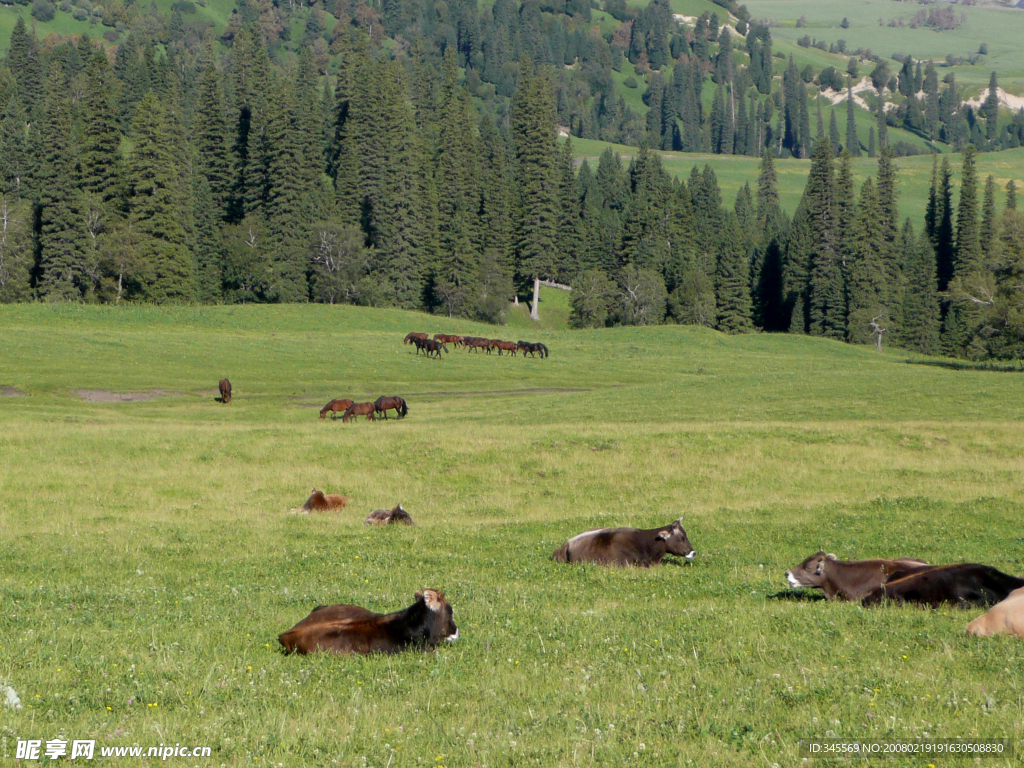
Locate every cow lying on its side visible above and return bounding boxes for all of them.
[862,564,1024,608]
[279,589,458,655]
[552,520,694,567]
[785,552,931,601]
[966,587,1024,638]
[290,488,347,514]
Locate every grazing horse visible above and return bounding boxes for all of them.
[490,340,517,356]
[374,396,408,420]
[463,337,488,353]
[404,332,428,345]
[320,398,354,419]
[342,402,376,422]
[416,338,447,358]
[218,378,232,403]
[517,341,549,359]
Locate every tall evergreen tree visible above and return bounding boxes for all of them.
[933,156,955,291]
[845,84,860,156]
[847,178,888,345]
[828,109,841,157]
[715,217,753,332]
[6,18,43,116]
[806,138,844,338]
[953,145,981,276]
[78,54,122,207]
[900,222,940,354]
[128,92,195,303]
[195,64,233,219]
[980,174,998,262]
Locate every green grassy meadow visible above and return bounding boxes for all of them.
[2,303,1024,766]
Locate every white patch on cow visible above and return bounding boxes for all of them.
[786,572,801,588]
[422,590,443,612]
[446,629,459,642]
[686,551,696,561]
[567,529,606,547]
[2,684,22,711]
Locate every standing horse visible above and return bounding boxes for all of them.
[417,339,447,358]
[320,398,355,419]
[404,332,428,345]
[517,341,549,358]
[218,378,232,403]
[374,396,408,419]
[491,340,517,356]
[463,337,488,353]
[342,402,377,422]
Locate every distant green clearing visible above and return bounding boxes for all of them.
[1,304,1024,765]
[570,138,1024,223]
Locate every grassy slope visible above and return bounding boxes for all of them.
[743,0,1024,94]
[1,304,1024,766]
[570,137,1024,222]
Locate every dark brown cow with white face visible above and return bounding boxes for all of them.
[279,589,458,655]
[552,520,694,567]
[785,552,931,601]
[862,564,1024,608]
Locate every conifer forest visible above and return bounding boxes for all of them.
[2,0,1024,360]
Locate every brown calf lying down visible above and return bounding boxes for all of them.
[278,589,458,655]
[364,504,415,526]
[218,378,232,404]
[785,552,931,601]
[966,587,1024,638]
[862,564,1024,608]
[290,488,347,514]
[552,520,694,567]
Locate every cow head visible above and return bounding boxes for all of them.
[657,519,695,560]
[785,551,837,589]
[416,589,458,643]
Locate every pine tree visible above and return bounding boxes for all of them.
[79,55,122,206]
[900,221,940,354]
[1007,179,1018,212]
[0,95,30,200]
[933,157,955,291]
[806,138,844,338]
[980,174,997,262]
[195,64,233,219]
[128,92,196,303]
[875,89,888,148]
[982,71,1000,142]
[953,145,981,276]
[715,216,753,332]
[828,109,841,157]
[35,65,84,301]
[7,18,43,117]
[784,201,812,332]
[193,176,223,302]
[847,178,888,345]
[868,126,875,158]
[511,57,559,319]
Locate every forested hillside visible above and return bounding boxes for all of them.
[0,0,1023,359]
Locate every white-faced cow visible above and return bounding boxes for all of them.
[278,589,458,655]
[552,520,694,567]
[784,552,931,601]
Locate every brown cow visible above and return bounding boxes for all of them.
[552,520,694,567]
[862,564,1024,608]
[290,488,347,514]
[364,504,415,526]
[342,402,376,422]
[966,587,1024,638]
[278,589,458,655]
[218,378,232,404]
[404,332,428,345]
[784,552,932,601]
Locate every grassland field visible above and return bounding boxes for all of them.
[1,300,1024,766]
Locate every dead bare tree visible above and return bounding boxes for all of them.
[869,315,886,352]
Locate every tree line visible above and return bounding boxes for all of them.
[0,18,1022,359]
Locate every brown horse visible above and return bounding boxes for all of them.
[320,398,355,419]
[404,332,428,345]
[342,402,376,422]
[490,340,517,356]
[374,396,408,419]
[463,337,488,353]
[218,378,232,403]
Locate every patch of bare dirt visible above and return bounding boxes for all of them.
[76,389,172,402]
[0,386,28,397]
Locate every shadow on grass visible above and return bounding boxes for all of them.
[767,589,827,602]
[904,359,1024,373]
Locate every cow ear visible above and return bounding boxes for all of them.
[422,590,442,612]
[825,553,837,561]
[656,530,671,540]
[414,591,423,602]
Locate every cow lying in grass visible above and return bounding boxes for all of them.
[364,504,414,526]
[278,589,458,655]
[785,552,931,601]
[966,587,1024,638]
[552,520,694,567]
[862,564,1024,608]
[289,489,347,514]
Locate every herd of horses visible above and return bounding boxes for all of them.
[404,332,549,359]
[320,395,408,422]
